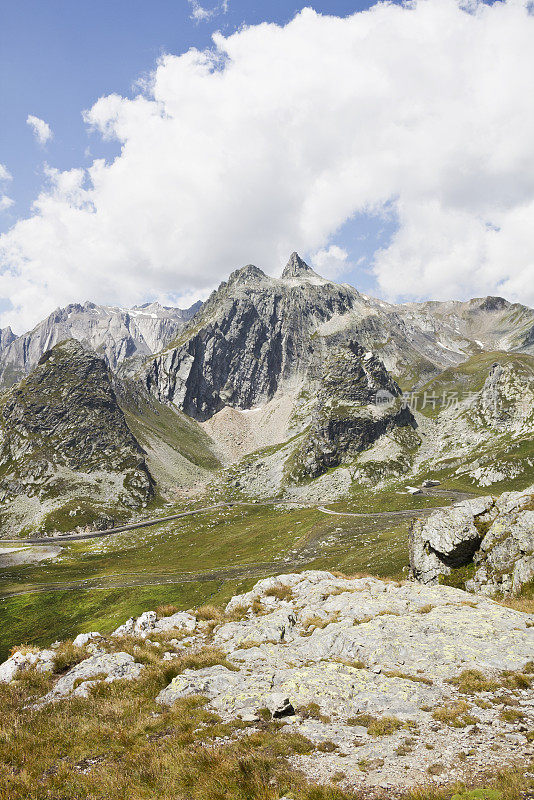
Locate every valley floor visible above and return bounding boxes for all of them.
[0,488,462,661]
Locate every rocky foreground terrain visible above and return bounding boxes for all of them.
[1,570,533,795]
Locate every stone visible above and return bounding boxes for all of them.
[39,652,144,704]
[0,648,55,683]
[410,485,534,592]
[267,693,295,719]
[154,612,197,634]
[72,632,102,648]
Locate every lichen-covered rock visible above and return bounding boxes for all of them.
[0,648,55,683]
[39,652,144,704]
[410,486,534,593]
[158,570,534,716]
[157,570,534,790]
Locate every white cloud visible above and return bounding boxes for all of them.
[1,0,534,332]
[0,164,12,183]
[26,115,53,146]
[188,0,228,23]
[0,165,14,213]
[311,245,351,280]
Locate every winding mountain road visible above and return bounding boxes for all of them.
[1,489,468,546]
[0,491,470,599]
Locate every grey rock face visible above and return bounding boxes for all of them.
[0,339,154,532]
[0,326,16,353]
[410,486,534,593]
[40,652,145,704]
[292,341,415,479]
[146,255,359,420]
[409,497,496,583]
[0,300,200,387]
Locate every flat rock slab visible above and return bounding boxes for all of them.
[157,570,534,791]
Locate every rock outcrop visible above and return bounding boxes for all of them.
[289,341,416,479]
[1,571,533,790]
[410,485,534,594]
[0,339,154,535]
[146,254,359,420]
[40,652,145,704]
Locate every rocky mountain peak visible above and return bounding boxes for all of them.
[0,338,154,533]
[475,296,510,313]
[0,326,16,352]
[227,264,269,288]
[281,251,317,280]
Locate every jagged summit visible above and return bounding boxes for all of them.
[281,251,320,280]
[227,263,269,288]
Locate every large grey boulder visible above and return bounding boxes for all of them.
[409,497,495,584]
[410,486,534,594]
[39,652,144,704]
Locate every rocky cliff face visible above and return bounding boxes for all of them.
[146,254,361,420]
[289,341,415,479]
[0,326,16,352]
[0,339,154,535]
[409,485,534,594]
[0,300,201,387]
[146,253,534,424]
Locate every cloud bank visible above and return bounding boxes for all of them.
[2,0,534,332]
[26,115,53,146]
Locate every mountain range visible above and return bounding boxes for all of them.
[0,251,533,536]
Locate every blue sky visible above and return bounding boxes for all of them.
[1,1,377,231]
[0,0,394,311]
[1,0,533,332]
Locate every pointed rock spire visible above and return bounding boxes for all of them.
[281,252,315,280]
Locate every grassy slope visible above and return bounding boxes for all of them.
[121,390,220,473]
[416,351,534,418]
[0,504,416,659]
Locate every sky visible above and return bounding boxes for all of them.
[1,0,534,334]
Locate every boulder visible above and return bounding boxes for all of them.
[0,648,55,683]
[39,652,144,704]
[409,497,496,584]
[72,632,102,648]
[113,610,196,637]
[410,486,534,593]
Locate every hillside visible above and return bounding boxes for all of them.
[0,340,155,536]
[0,570,532,799]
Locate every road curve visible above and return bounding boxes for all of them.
[1,496,459,547]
